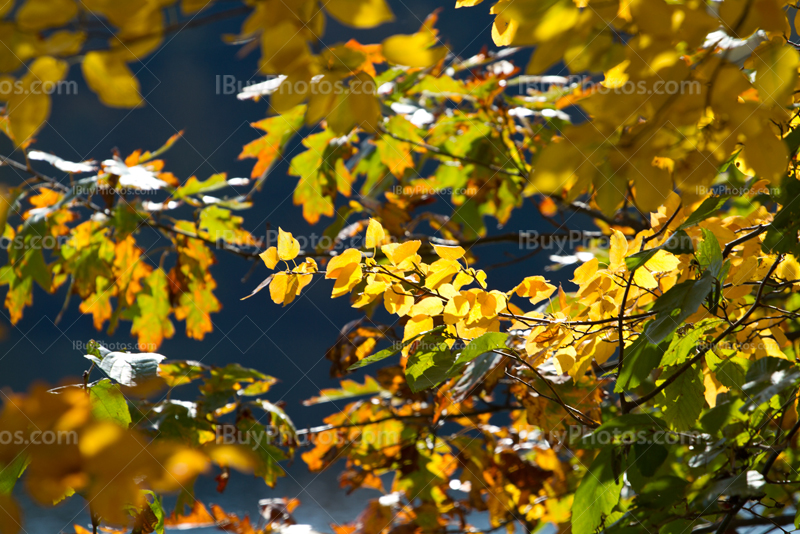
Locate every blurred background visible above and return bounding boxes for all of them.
[0,2,584,531]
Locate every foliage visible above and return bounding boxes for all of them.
[2,0,800,533]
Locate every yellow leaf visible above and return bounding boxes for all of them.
[645,249,680,273]
[601,60,630,89]
[410,297,444,317]
[529,141,582,194]
[326,248,362,279]
[572,257,598,285]
[365,218,386,248]
[382,32,447,68]
[206,445,256,473]
[324,0,394,28]
[260,247,280,269]
[424,258,459,289]
[433,244,465,260]
[730,256,759,285]
[403,315,434,345]
[40,30,86,57]
[443,294,470,324]
[82,51,143,108]
[277,228,300,261]
[6,92,49,147]
[473,269,487,289]
[353,278,387,308]
[744,128,789,183]
[16,0,77,30]
[796,9,800,38]
[331,262,362,298]
[609,230,628,269]
[515,276,556,305]
[451,270,473,291]
[270,272,300,305]
[591,335,616,365]
[6,56,67,146]
[633,159,673,214]
[381,240,421,266]
[554,346,576,375]
[327,72,381,134]
[776,254,800,282]
[456,0,483,6]
[533,3,578,40]
[633,267,658,289]
[384,284,413,315]
[269,272,286,304]
[152,447,210,491]
[752,39,799,109]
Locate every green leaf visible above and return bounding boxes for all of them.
[198,205,253,245]
[660,319,720,367]
[634,442,667,478]
[347,325,445,370]
[706,354,748,390]
[173,173,228,199]
[200,363,275,396]
[615,326,672,392]
[454,332,508,365]
[625,248,660,272]
[405,335,456,392]
[289,129,351,224]
[657,364,704,431]
[303,376,383,405]
[142,490,165,534]
[647,270,715,345]
[237,419,286,487]
[572,448,624,534]
[637,476,688,507]
[663,229,696,255]
[0,454,29,495]
[89,378,132,427]
[581,413,666,448]
[763,179,800,255]
[150,400,214,446]
[783,125,800,155]
[129,269,175,350]
[695,228,722,277]
[676,196,728,231]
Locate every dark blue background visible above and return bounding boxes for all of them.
[0,2,581,531]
